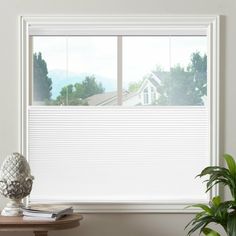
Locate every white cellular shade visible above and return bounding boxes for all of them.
[28,106,209,203]
[28,25,207,36]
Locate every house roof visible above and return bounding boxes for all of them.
[85,91,117,106]
[148,76,160,88]
[136,74,161,94]
[85,75,161,106]
[86,90,131,106]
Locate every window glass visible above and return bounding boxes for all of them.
[122,36,207,106]
[32,36,117,106]
[32,36,207,106]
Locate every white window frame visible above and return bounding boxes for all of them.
[20,15,220,212]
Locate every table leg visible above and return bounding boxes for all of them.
[34,231,48,236]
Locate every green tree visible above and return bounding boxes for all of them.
[80,76,105,99]
[56,76,104,105]
[56,84,74,105]
[33,52,52,102]
[155,52,207,105]
[188,52,207,97]
[128,81,142,93]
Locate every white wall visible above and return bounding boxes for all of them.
[0,0,235,235]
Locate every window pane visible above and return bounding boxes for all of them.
[122,36,207,106]
[32,36,117,106]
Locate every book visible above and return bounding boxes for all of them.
[22,206,73,221]
[23,216,62,221]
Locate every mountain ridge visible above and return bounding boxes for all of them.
[48,69,115,99]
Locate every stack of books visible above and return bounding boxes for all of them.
[22,206,73,221]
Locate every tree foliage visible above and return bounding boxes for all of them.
[154,52,207,105]
[128,80,143,93]
[54,76,105,105]
[33,52,52,101]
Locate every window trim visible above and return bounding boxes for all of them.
[20,15,220,212]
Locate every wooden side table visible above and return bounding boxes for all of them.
[0,214,82,236]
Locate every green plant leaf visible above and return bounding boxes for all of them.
[197,166,223,177]
[187,216,212,236]
[224,154,236,176]
[186,154,236,235]
[202,227,221,236]
[227,213,236,236]
[188,204,212,214]
[212,196,221,206]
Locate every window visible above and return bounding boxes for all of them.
[143,88,149,104]
[151,87,156,104]
[21,16,220,212]
[32,35,207,107]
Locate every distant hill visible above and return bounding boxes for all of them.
[48,70,116,99]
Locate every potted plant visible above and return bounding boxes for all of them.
[186,154,236,236]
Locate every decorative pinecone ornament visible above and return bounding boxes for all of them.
[0,152,34,216]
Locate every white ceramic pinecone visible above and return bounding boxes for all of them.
[0,153,34,200]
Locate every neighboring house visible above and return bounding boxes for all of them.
[86,73,161,106]
[85,91,121,106]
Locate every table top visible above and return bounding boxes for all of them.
[0,214,83,232]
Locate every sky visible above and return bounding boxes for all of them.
[33,36,207,90]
